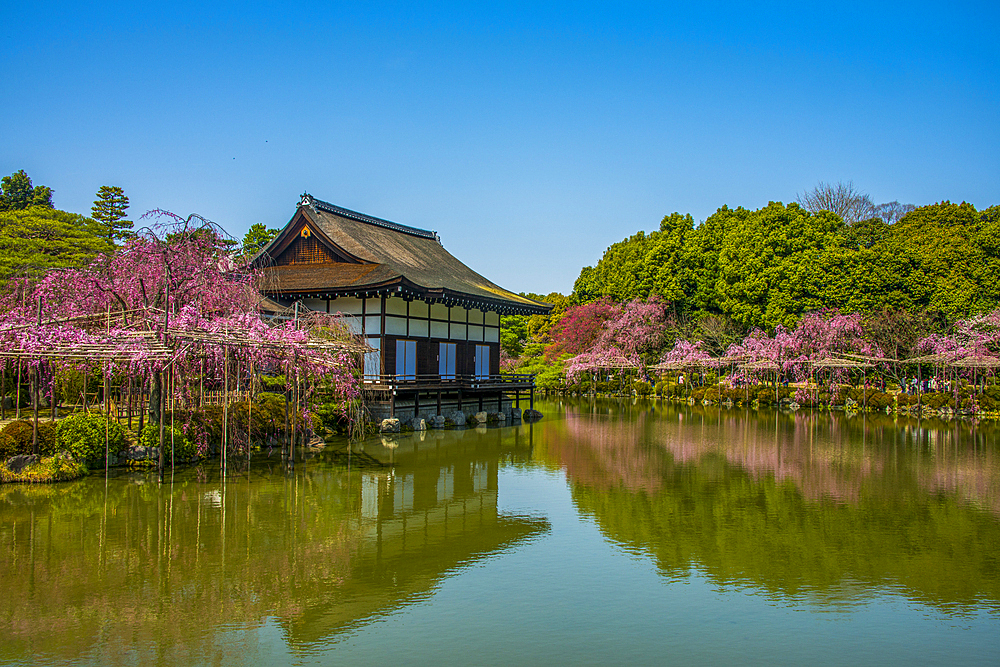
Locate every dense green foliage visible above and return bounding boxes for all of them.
[0,207,112,290]
[140,423,196,461]
[500,292,572,387]
[55,412,127,463]
[572,201,1000,329]
[0,170,53,211]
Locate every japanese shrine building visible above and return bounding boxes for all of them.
[253,194,551,419]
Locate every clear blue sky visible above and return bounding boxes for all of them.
[3,1,997,296]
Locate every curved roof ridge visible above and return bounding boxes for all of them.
[301,193,439,241]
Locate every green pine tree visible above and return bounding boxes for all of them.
[91,185,132,242]
[241,222,280,258]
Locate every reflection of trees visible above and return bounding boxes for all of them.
[535,399,1000,613]
[0,432,548,663]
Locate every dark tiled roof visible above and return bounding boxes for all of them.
[256,195,551,315]
[261,263,399,292]
[310,198,438,240]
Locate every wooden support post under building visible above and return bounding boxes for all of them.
[436,390,442,416]
[530,387,534,411]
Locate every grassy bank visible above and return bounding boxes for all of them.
[0,455,88,483]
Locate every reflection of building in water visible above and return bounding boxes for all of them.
[360,460,491,520]
[287,429,543,646]
[0,426,547,662]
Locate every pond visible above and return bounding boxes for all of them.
[2,400,999,666]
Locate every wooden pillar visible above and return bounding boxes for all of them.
[457,388,463,412]
[530,386,535,411]
[156,371,165,482]
[15,361,21,420]
[32,297,41,455]
[104,373,110,475]
[414,390,420,418]
[32,364,39,455]
[917,364,923,413]
[436,389,442,416]
[138,376,145,434]
[283,364,290,460]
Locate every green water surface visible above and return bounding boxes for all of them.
[2,400,999,665]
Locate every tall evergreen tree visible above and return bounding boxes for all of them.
[0,170,54,211]
[91,185,132,242]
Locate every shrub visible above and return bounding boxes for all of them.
[703,387,720,403]
[0,431,16,459]
[867,391,893,410]
[921,392,954,410]
[168,394,307,455]
[756,388,775,406]
[691,387,705,402]
[257,375,287,393]
[633,381,652,397]
[56,413,127,463]
[0,420,58,457]
[140,423,196,461]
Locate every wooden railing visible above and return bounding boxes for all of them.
[362,373,536,391]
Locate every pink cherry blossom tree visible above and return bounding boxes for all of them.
[0,213,364,464]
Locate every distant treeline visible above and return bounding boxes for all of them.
[572,200,1000,329]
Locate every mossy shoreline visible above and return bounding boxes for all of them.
[0,454,88,484]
